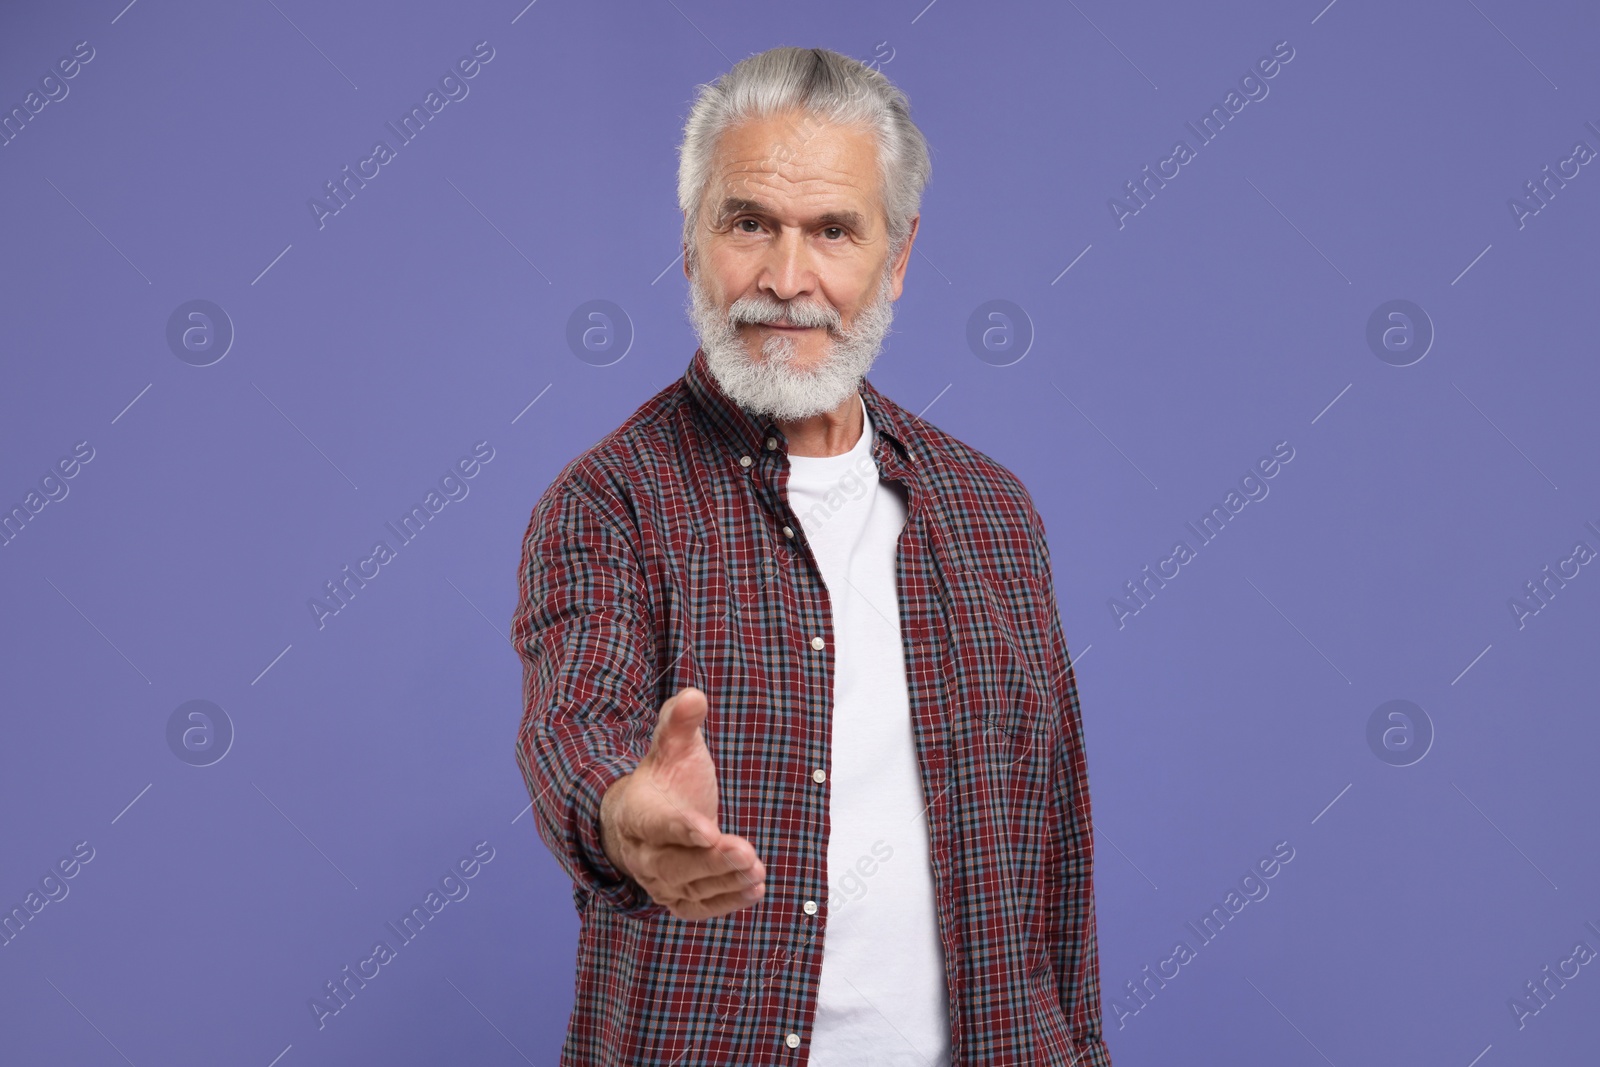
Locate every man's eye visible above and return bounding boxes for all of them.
[823,226,844,240]
[736,218,762,233]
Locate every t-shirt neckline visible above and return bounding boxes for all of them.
[786,393,872,473]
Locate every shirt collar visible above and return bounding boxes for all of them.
[682,346,917,466]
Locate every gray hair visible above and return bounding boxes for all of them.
[676,47,932,266]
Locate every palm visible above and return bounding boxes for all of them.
[639,688,721,840]
[649,724,718,825]
[603,686,765,920]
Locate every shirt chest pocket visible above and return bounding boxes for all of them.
[950,561,1052,742]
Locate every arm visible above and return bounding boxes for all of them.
[1029,505,1114,1065]
[512,476,667,919]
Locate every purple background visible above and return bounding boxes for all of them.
[3,0,1597,1063]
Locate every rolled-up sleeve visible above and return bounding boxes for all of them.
[512,477,669,920]
[1028,504,1114,1066]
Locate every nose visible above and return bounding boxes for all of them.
[759,225,818,305]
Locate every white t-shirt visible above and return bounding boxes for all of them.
[785,393,952,1066]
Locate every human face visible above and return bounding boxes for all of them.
[684,111,917,419]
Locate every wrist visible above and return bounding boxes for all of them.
[599,772,634,877]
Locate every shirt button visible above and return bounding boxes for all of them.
[803,900,818,915]
[739,455,753,468]
[810,636,824,651]
[783,525,794,538]
[766,437,778,450]
[811,768,826,783]
[785,1033,801,1049]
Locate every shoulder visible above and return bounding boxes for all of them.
[545,377,691,499]
[526,376,693,537]
[874,387,1042,530]
[868,385,1058,587]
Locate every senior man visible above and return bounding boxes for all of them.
[514,46,1110,1067]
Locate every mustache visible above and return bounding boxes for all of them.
[726,294,843,332]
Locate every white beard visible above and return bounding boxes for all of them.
[687,258,897,422]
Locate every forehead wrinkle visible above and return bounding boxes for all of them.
[719,154,864,188]
[712,165,878,221]
[714,121,877,187]
[719,171,861,204]
[701,116,886,233]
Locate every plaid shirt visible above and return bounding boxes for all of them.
[513,348,1110,1066]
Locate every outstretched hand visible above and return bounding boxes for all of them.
[599,686,767,920]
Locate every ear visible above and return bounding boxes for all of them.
[888,215,919,301]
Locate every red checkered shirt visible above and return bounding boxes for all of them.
[513,347,1111,1066]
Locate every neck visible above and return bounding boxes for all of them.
[778,391,863,457]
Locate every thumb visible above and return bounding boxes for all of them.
[651,686,708,762]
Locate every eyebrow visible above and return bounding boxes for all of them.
[714,197,868,233]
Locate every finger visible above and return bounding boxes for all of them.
[651,687,708,761]
[646,840,758,887]
[680,865,766,903]
[675,883,765,921]
[679,845,765,894]
[708,833,762,878]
